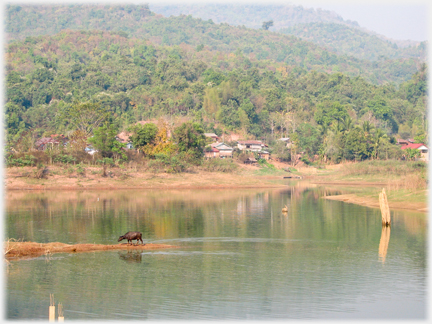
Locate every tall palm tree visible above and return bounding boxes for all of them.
[372,128,387,159]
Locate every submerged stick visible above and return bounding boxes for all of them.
[379,188,391,226]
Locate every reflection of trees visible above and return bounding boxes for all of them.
[5,186,427,258]
[378,226,390,264]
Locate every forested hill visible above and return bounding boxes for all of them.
[5,4,423,86]
[149,3,360,30]
[279,23,427,62]
[5,29,427,152]
[149,3,425,58]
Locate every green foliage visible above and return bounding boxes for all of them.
[150,153,189,173]
[343,127,370,161]
[4,8,428,168]
[173,122,206,161]
[61,101,109,136]
[53,154,77,164]
[201,158,238,173]
[89,122,126,159]
[128,123,158,154]
[262,20,273,30]
[280,22,426,62]
[257,159,276,169]
[6,154,36,166]
[404,148,421,161]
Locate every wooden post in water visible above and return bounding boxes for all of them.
[379,188,391,226]
[49,294,55,322]
[58,302,64,322]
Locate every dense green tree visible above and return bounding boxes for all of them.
[128,122,159,154]
[173,122,206,160]
[344,127,370,161]
[89,122,126,159]
[59,101,109,136]
[262,20,273,30]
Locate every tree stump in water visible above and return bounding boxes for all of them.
[379,188,391,226]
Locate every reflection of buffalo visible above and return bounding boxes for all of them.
[118,251,142,263]
[118,231,144,245]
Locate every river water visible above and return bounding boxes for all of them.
[4,184,427,320]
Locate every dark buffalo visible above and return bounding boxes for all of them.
[118,231,144,245]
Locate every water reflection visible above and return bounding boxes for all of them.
[118,251,142,263]
[378,226,391,264]
[5,186,427,320]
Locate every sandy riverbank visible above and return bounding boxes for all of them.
[323,193,427,213]
[4,163,427,213]
[5,165,286,190]
[4,241,180,260]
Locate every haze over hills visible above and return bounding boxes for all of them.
[149,3,426,62]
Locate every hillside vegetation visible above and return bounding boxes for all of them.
[280,22,427,62]
[4,4,428,174]
[150,3,425,60]
[5,4,424,85]
[5,28,427,160]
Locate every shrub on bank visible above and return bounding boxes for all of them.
[201,158,238,173]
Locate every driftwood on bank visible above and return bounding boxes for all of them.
[379,188,391,226]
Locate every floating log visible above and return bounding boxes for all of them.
[379,188,391,226]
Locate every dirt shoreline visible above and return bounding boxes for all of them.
[323,194,427,213]
[5,166,427,212]
[4,241,180,260]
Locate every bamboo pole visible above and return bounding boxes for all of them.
[49,294,55,322]
[379,188,391,226]
[58,302,64,322]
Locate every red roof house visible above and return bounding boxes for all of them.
[401,143,429,161]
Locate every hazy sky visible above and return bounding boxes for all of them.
[301,2,428,42]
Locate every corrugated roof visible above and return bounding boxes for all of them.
[401,143,428,150]
[238,140,263,145]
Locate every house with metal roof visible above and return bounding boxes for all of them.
[401,143,429,161]
[237,140,267,152]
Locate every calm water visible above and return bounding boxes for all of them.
[5,184,427,320]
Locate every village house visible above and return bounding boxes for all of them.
[204,133,220,142]
[211,142,233,158]
[401,143,429,161]
[204,147,220,159]
[35,134,68,150]
[237,140,267,152]
[243,157,257,164]
[277,137,291,148]
[257,151,271,160]
[396,139,413,146]
[115,131,134,149]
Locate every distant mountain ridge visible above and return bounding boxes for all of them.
[149,3,360,30]
[279,22,426,62]
[5,4,423,85]
[148,3,426,62]
[149,3,421,48]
